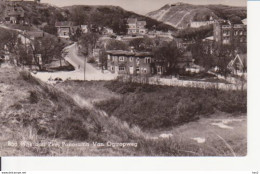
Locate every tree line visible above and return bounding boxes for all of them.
[0,28,66,70]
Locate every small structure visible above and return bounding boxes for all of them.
[227,53,247,75]
[102,27,114,35]
[55,21,75,39]
[176,51,194,73]
[25,31,45,40]
[80,25,88,33]
[127,18,148,35]
[202,35,214,55]
[4,6,24,24]
[190,16,215,28]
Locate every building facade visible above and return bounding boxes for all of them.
[107,50,154,75]
[4,5,24,24]
[55,21,75,39]
[127,18,148,35]
[213,20,247,46]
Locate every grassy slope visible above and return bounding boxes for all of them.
[0,67,142,156]
[0,67,246,156]
[147,3,247,28]
[57,80,247,156]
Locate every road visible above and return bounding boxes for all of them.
[64,43,100,74]
[32,43,117,82]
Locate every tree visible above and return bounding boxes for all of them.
[78,32,100,80]
[129,36,154,51]
[23,36,66,70]
[152,41,182,75]
[106,40,129,51]
[0,29,19,65]
[213,45,234,78]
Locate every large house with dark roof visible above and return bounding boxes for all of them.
[106,50,195,76]
[106,50,154,75]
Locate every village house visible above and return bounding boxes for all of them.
[106,49,195,76]
[227,53,247,75]
[55,21,75,39]
[213,20,247,46]
[25,31,45,40]
[0,45,10,61]
[80,25,88,33]
[106,50,154,75]
[102,27,114,35]
[176,51,195,74]
[4,5,24,24]
[127,18,148,35]
[190,16,215,28]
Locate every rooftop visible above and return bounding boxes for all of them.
[55,21,74,27]
[107,50,152,57]
[127,18,138,24]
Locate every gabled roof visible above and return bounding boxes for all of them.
[137,21,146,26]
[127,18,137,24]
[26,31,44,38]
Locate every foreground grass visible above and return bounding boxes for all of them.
[58,80,247,156]
[96,81,247,130]
[0,68,247,156]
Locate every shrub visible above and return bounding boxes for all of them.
[96,81,247,131]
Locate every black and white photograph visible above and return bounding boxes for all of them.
[0,0,247,157]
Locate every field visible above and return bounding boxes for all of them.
[0,67,247,156]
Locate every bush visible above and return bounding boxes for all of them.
[96,81,247,131]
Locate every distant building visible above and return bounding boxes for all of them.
[213,20,247,46]
[55,21,75,39]
[127,18,148,35]
[106,50,154,75]
[80,25,88,33]
[227,53,247,75]
[4,6,24,24]
[190,16,215,28]
[102,27,114,35]
[6,0,40,3]
[25,31,45,40]
[106,50,194,76]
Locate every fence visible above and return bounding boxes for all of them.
[117,75,247,91]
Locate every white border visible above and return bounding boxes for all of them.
[2,1,260,171]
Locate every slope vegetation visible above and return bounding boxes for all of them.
[147,3,247,29]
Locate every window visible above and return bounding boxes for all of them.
[157,67,162,74]
[136,67,140,74]
[136,58,140,65]
[240,31,243,35]
[129,57,133,62]
[145,57,151,64]
[142,68,147,74]
[119,56,124,61]
[119,66,125,71]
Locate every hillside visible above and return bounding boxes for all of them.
[63,5,177,34]
[0,1,69,34]
[0,66,247,156]
[147,3,247,29]
[1,2,177,34]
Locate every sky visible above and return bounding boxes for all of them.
[41,0,247,15]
